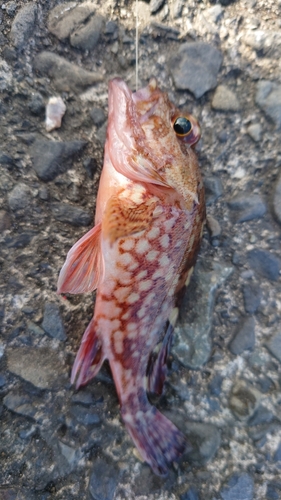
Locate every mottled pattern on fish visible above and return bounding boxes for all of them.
[58,78,205,475]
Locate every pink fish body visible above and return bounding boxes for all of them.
[58,78,205,475]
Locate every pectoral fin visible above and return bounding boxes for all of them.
[103,195,157,244]
[57,223,103,294]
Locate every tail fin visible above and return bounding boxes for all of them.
[122,405,188,476]
[71,318,105,388]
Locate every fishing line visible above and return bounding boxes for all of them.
[135,0,139,90]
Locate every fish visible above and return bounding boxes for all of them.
[57,77,205,476]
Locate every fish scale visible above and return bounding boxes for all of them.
[58,77,205,475]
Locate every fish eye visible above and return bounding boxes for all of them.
[173,116,192,137]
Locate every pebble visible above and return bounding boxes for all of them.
[229,316,255,355]
[273,174,281,225]
[47,2,96,41]
[267,483,281,500]
[90,107,106,126]
[0,374,6,387]
[70,15,105,51]
[229,381,260,419]
[33,51,102,93]
[273,442,281,462]
[83,157,98,179]
[7,347,65,389]
[0,209,12,231]
[206,215,221,238]
[212,85,240,111]
[70,405,101,426]
[247,249,280,282]
[204,176,223,205]
[27,320,45,336]
[51,202,92,227]
[41,302,66,341]
[3,392,38,420]
[150,0,166,14]
[4,231,35,249]
[180,486,200,500]
[227,193,266,222]
[255,80,281,129]
[8,183,32,211]
[266,331,281,364]
[89,457,120,500]
[183,422,221,465]
[169,42,222,98]
[32,139,87,181]
[204,5,223,23]
[9,3,37,49]
[0,59,13,91]
[247,123,262,142]
[220,473,254,500]
[28,92,45,115]
[208,373,223,397]
[45,96,66,132]
[248,405,274,426]
[242,283,261,314]
[174,260,233,368]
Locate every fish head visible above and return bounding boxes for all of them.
[104,77,202,211]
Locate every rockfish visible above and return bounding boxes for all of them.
[57,77,205,475]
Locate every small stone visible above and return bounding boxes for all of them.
[33,51,102,93]
[208,373,223,397]
[0,59,13,91]
[89,457,120,500]
[83,157,98,179]
[220,473,254,500]
[150,0,166,14]
[4,232,35,249]
[8,183,32,211]
[256,80,281,129]
[229,317,255,355]
[248,405,274,426]
[90,107,106,126]
[229,381,260,419]
[204,176,223,205]
[71,392,96,406]
[70,15,104,51]
[169,42,222,99]
[212,85,240,111]
[45,96,66,132]
[204,5,223,23]
[47,2,96,41]
[3,392,37,419]
[28,92,45,115]
[206,215,221,238]
[32,139,87,181]
[9,3,37,49]
[266,331,281,363]
[41,302,66,341]
[7,347,66,389]
[242,283,261,314]
[0,210,11,231]
[247,249,280,282]
[247,123,262,142]
[183,422,221,465]
[5,1,17,16]
[96,121,108,146]
[0,374,6,387]
[27,320,45,336]
[273,442,281,462]
[70,405,101,426]
[51,202,92,227]
[266,482,281,500]
[180,486,200,500]
[273,174,281,225]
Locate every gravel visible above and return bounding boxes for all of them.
[1,0,281,498]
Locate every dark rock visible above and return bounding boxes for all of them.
[33,51,103,93]
[0,374,6,387]
[90,107,106,126]
[28,92,45,115]
[229,317,255,355]
[105,20,118,37]
[0,210,12,231]
[7,346,66,388]
[41,302,66,341]
[27,320,45,336]
[180,486,200,500]
[3,392,37,419]
[83,157,99,179]
[273,442,281,462]
[248,405,274,426]
[212,85,240,111]
[70,15,105,51]
[204,176,223,205]
[4,232,35,249]
[132,465,176,495]
[266,331,281,363]
[38,186,49,200]
[266,482,281,500]
[150,0,166,14]
[220,473,254,500]
[2,46,17,62]
[255,80,281,129]
[70,405,101,426]
[227,194,266,222]
[183,422,221,465]
[208,373,223,396]
[9,3,37,49]
[242,283,262,314]
[71,392,96,406]
[47,2,96,41]
[8,183,32,211]
[32,139,87,181]
[0,151,15,167]
[247,249,280,282]
[229,381,260,419]
[51,202,92,226]
[169,42,222,99]
[273,174,281,225]
[89,457,120,500]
